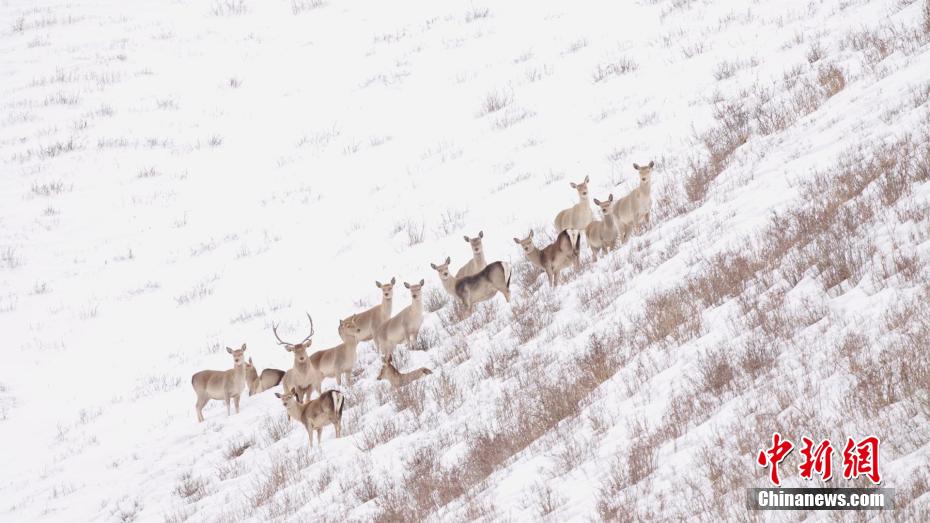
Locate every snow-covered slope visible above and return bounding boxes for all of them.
[1,0,929,520]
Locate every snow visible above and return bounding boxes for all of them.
[1,0,929,521]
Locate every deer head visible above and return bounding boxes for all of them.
[272,313,315,364]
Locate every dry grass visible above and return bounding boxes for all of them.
[174,472,208,503]
[479,89,512,115]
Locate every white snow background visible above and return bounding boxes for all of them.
[1,0,929,521]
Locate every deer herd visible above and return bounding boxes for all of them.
[191,161,656,447]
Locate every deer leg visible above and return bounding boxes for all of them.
[335,420,342,438]
[316,428,323,446]
[233,395,240,414]
[224,394,231,416]
[195,395,207,423]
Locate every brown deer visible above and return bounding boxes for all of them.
[374,280,425,362]
[611,161,655,243]
[191,344,248,422]
[585,194,618,261]
[455,231,487,278]
[308,316,364,386]
[245,359,285,396]
[275,388,344,448]
[273,314,321,402]
[342,278,395,342]
[512,229,581,286]
[554,175,593,232]
[431,257,511,315]
[376,359,432,387]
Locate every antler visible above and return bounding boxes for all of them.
[299,312,315,344]
[272,313,314,347]
[272,322,291,346]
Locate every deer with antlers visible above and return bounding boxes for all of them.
[455,231,487,278]
[273,313,321,402]
[513,229,581,286]
[191,344,248,422]
[374,280,425,362]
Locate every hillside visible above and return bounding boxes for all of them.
[1,0,929,521]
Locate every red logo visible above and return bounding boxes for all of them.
[842,436,882,484]
[799,437,834,481]
[757,434,881,486]
[757,432,794,486]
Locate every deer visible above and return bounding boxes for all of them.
[275,388,344,448]
[273,313,321,402]
[191,344,248,423]
[376,359,432,387]
[512,229,581,286]
[245,359,285,396]
[611,161,655,244]
[374,280,425,362]
[431,257,511,315]
[308,316,363,386]
[342,277,395,343]
[455,231,487,278]
[585,194,619,261]
[554,175,594,233]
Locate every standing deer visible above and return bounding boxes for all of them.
[309,316,364,386]
[245,359,285,396]
[455,231,487,278]
[554,175,594,232]
[585,194,619,261]
[431,257,511,315]
[191,344,248,422]
[274,314,321,402]
[374,280,425,362]
[512,229,581,286]
[611,161,655,244]
[342,278,395,342]
[275,388,344,448]
[376,359,432,387]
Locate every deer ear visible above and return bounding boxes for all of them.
[445,256,450,264]
[285,345,294,352]
[570,182,577,188]
[241,343,247,350]
[226,347,233,354]
[478,230,483,238]
[419,279,425,286]
[375,280,382,288]
[463,235,470,242]
[608,193,614,201]
[584,175,589,183]
[390,276,396,284]
[594,198,601,205]
[648,160,655,168]
[275,393,282,398]
[528,230,534,238]
[404,282,411,289]
[513,237,520,244]
[430,262,438,270]
[248,357,253,365]
[633,163,640,170]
